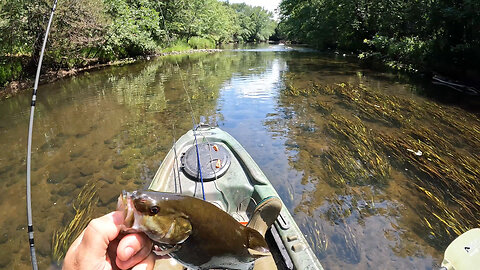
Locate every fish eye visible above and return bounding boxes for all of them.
[149,206,159,215]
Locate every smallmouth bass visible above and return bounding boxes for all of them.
[117,190,270,270]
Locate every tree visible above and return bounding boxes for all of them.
[103,0,161,58]
[231,3,276,42]
[278,0,480,78]
[0,0,279,87]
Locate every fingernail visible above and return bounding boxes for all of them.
[125,246,135,258]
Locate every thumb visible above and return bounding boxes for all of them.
[82,211,125,257]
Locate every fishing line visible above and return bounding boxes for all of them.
[159,4,205,200]
[192,125,206,200]
[26,0,58,269]
[172,124,182,194]
[172,136,178,193]
[174,58,206,200]
[158,2,170,45]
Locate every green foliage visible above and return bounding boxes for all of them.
[50,0,109,65]
[161,40,190,53]
[0,0,277,88]
[0,0,108,66]
[363,36,431,71]
[0,0,49,56]
[162,0,275,44]
[188,37,215,49]
[231,3,277,42]
[0,57,23,86]
[103,0,161,58]
[160,37,215,53]
[278,0,480,77]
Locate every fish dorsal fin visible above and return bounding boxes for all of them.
[246,227,270,257]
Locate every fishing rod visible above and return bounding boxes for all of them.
[26,0,58,269]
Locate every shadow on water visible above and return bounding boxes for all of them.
[0,46,479,269]
[357,60,480,114]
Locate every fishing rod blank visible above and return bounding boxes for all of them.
[26,0,58,269]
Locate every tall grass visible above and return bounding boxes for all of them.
[161,40,191,53]
[161,37,216,53]
[188,37,216,49]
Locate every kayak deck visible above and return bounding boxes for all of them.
[149,126,323,270]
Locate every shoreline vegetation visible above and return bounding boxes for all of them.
[276,0,480,87]
[0,0,276,99]
[1,0,478,100]
[0,48,222,100]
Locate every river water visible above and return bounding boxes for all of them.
[0,44,479,269]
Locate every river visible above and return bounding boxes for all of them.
[0,44,479,269]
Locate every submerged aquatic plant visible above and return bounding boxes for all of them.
[325,114,391,187]
[275,74,480,247]
[298,215,329,258]
[378,124,480,244]
[52,181,98,262]
[325,200,361,264]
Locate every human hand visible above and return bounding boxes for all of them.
[63,211,158,270]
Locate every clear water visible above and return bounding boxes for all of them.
[0,44,479,269]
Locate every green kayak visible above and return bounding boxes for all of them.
[148,125,323,270]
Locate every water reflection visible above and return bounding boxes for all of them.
[0,48,479,269]
[0,51,275,268]
[232,44,316,53]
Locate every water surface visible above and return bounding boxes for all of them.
[0,45,479,269]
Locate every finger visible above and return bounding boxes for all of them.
[107,234,122,269]
[66,229,85,254]
[116,233,152,261]
[131,253,159,270]
[82,211,125,256]
[116,233,153,269]
[63,229,86,268]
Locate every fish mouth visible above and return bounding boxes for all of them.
[117,190,135,229]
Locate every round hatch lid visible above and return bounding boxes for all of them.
[181,143,231,181]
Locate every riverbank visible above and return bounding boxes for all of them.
[277,0,480,94]
[0,49,222,100]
